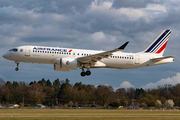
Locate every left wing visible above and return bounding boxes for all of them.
[77,42,129,64]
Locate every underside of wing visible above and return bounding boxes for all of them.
[151,56,175,62]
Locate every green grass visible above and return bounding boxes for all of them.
[0,109,180,120]
[0,109,180,116]
[0,118,180,120]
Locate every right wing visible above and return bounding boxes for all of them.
[151,56,175,62]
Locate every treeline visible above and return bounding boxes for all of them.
[0,77,180,107]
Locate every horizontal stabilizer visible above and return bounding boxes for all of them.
[151,56,175,62]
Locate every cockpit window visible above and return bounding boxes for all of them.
[9,48,18,52]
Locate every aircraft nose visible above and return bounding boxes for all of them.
[2,53,11,60]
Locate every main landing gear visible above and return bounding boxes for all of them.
[81,68,91,77]
[15,62,19,71]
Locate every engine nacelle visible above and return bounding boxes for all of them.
[53,58,77,71]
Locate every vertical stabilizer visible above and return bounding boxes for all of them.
[143,30,171,56]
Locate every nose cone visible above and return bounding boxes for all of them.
[2,53,11,60]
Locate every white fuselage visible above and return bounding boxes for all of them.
[2,29,174,76]
[3,45,174,70]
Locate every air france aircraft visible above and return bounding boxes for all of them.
[3,29,174,77]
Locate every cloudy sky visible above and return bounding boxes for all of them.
[0,0,180,89]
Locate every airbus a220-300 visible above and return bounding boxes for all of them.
[3,30,174,77]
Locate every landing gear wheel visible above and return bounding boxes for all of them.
[86,71,91,76]
[15,67,19,71]
[81,72,86,77]
[80,68,91,77]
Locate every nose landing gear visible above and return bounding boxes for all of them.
[15,62,19,71]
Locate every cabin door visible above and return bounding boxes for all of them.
[135,55,140,64]
[25,47,30,56]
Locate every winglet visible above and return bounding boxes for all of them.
[118,42,129,50]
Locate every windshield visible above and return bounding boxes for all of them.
[9,48,18,52]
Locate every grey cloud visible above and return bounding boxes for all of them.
[0,0,94,14]
[0,6,40,26]
[0,0,178,49]
[112,0,155,9]
[0,1,178,48]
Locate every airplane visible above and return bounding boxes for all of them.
[3,29,174,77]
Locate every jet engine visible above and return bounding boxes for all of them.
[53,58,77,71]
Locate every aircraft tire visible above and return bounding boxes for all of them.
[15,67,19,71]
[81,72,86,77]
[86,71,91,76]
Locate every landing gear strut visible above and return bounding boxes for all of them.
[80,68,91,77]
[15,62,19,71]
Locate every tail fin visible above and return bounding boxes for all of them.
[143,29,171,56]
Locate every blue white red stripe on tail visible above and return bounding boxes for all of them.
[144,30,171,54]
